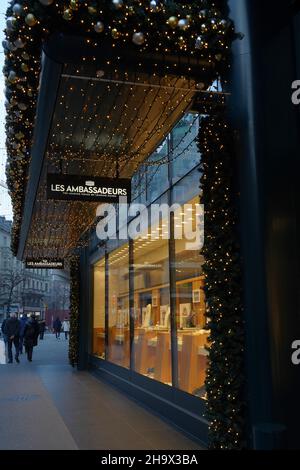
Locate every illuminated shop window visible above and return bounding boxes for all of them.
[108,245,130,369]
[93,259,106,360]
[174,197,209,398]
[132,219,172,386]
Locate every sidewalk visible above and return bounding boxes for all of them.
[0,334,203,450]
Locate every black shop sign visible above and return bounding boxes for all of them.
[47,174,131,203]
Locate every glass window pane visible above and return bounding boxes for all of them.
[145,137,169,203]
[174,196,209,399]
[108,245,130,368]
[93,259,105,359]
[133,221,171,386]
[171,114,200,183]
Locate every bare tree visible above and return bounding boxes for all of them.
[0,268,25,316]
[48,281,70,311]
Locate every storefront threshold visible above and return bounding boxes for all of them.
[88,356,208,447]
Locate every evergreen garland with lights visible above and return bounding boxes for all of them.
[3,0,235,255]
[198,113,246,449]
[69,255,80,367]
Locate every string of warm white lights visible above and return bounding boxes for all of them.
[4,0,235,255]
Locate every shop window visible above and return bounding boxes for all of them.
[132,221,172,386]
[108,245,130,368]
[174,197,209,398]
[171,114,200,183]
[93,259,106,359]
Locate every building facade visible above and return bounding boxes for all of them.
[0,216,69,323]
[3,0,300,450]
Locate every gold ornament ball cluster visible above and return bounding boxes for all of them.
[25,14,37,26]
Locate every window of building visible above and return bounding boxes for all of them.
[93,259,105,359]
[170,114,200,183]
[108,245,130,368]
[174,196,208,399]
[145,137,169,203]
[132,217,171,386]
[91,112,208,399]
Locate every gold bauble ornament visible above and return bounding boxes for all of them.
[25,14,37,27]
[88,6,97,15]
[63,9,73,21]
[167,16,178,29]
[70,0,79,9]
[21,63,29,72]
[111,28,120,39]
[178,36,186,48]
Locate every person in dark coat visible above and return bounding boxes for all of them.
[53,317,62,339]
[39,320,46,340]
[23,314,39,362]
[4,313,20,364]
[19,314,28,354]
[1,314,10,345]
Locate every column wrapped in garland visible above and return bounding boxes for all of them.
[198,112,246,449]
[69,255,80,367]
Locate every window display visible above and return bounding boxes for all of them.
[108,245,130,368]
[132,226,172,386]
[93,259,105,359]
[91,162,209,400]
[175,197,209,398]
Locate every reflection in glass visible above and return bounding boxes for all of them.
[133,221,172,386]
[108,245,130,368]
[175,197,209,398]
[93,259,105,359]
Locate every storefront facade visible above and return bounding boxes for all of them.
[78,114,210,443]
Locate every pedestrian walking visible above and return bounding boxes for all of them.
[39,319,46,340]
[62,318,70,340]
[19,314,27,354]
[53,317,62,339]
[1,315,9,346]
[23,314,39,362]
[3,313,20,364]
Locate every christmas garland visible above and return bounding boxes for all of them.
[198,113,246,449]
[3,0,235,255]
[69,254,80,367]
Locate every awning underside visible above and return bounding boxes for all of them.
[23,47,212,260]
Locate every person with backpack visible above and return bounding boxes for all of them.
[23,314,39,362]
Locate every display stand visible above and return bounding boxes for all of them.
[134,328,157,375]
[154,331,172,384]
[179,331,209,393]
